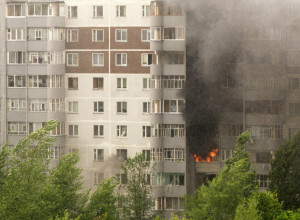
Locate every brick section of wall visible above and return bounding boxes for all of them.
[65,27,109,50]
[66,51,109,73]
[110,51,154,74]
[110,27,150,50]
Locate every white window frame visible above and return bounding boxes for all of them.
[7,29,24,41]
[68,124,78,136]
[221,149,233,162]
[92,53,104,66]
[7,52,26,64]
[117,77,127,89]
[115,29,127,42]
[92,29,104,42]
[93,77,104,90]
[143,126,151,137]
[67,6,78,18]
[142,5,150,17]
[141,53,153,66]
[7,75,26,88]
[150,27,162,41]
[117,125,127,137]
[7,4,25,17]
[94,149,104,161]
[115,53,127,66]
[143,78,151,89]
[28,99,48,112]
[68,77,78,90]
[117,149,127,161]
[67,53,79,66]
[93,5,103,18]
[67,29,78,42]
[94,101,104,113]
[94,172,104,185]
[117,101,127,114]
[141,29,150,42]
[7,99,26,111]
[116,5,126,17]
[93,125,104,137]
[7,122,26,135]
[143,102,151,114]
[68,101,78,113]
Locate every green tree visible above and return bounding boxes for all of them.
[269,131,300,210]
[235,191,282,220]
[119,153,154,220]
[185,131,257,220]
[82,177,118,220]
[276,209,300,220]
[0,120,57,220]
[43,151,88,218]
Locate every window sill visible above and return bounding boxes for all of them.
[93,112,104,114]
[68,136,79,138]
[67,112,78,114]
[93,136,104,138]
[117,136,127,138]
[93,88,104,90]
[93,160,104,162]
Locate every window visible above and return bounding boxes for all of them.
[141,54,153,66]
[7,4,25,16]
[143,126,151,137]
[92,29,104,42]
[93,6,103,18]
[256,152,272,163]
[68,77,78,90]
[288,128,300,139]
[50,99,65,112]
[28,4,51,16]
[143,102,151,114]
[142,5,150,16]
[151,75,185,89]
[94,101,104,113]
[94,149,104,161]
[67,53,78,66]
[50,122,65,136]
[115,29,127,42]
[162,100,184,113]
[8,52,26,64]
[116,5,126,17]
[28,28,47,41]
[49,75,64,88]
[67,29,78,42]
[94,125,104,137]
[221,124,244,137]
[163,27,184,40]
[7,99,26,111]
[7,29,24,41]
[288,78,300,90]
[115,53,127,66]
[68,125,78,136]
[117,102,127,114]
[50,146,64,159]
[150,27,161,40]
[152,124,185,138]
[117,78,127,89]
[94,172,104,185]
[8,122,26,135]
[28,75,47,88]
[163,148,185,162]
[67,6,77,18]
[117,125,127,137]
[69,148,78,153]
[167,53,184,64]
[117,149,127,161]
[221,149,233,162]
[28,99,48,112]
[155,197,184,210]
[8,76,26,88]
[143,78,150,89]
[258,175,269,188]
[68,101,78,113]
[93,78,104,89]
[141,29,150,42]
[118,173,128,184]
[28,52,48,64]
[92,53,104,66]
[245,125,283,139]
[150,148,163,162]
[29,122,45,133]
[288,103,300,115]
[142,150,150,161]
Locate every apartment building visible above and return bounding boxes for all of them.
[0,0,187,217]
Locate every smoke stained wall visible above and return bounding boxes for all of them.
[186,0,300,193]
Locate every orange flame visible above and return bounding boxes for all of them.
[194,149,219,162]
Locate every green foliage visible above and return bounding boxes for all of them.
[119,153,154,220]
[276,209,300,220]
[0,120,57,220]
[82,177,118,220]
[235,191,282,220]
[185,131,257,220]
[269,131,300,210]
[43,151,88,218]
[49,210,81,220]
[235,196,262,220]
